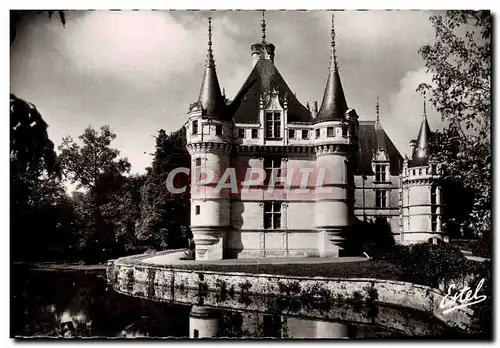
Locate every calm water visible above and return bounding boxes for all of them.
[11,267,460,339]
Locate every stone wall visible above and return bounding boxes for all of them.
[107,254,474,333]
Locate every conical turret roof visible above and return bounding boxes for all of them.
[409,96,432,168]
[197,17,227,120]
[315,13,348,123]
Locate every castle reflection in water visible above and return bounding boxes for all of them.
[186,305,400,339]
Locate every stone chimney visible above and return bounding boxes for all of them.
[409,139,417,155]
[311,101,318,118]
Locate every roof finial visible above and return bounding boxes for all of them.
[423,91,427,119]
[331,13,338,71]
[261,10,267,44]
[376,96,380,125]
[206,17,214,67]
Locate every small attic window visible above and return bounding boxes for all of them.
[216,125,222,135]
[238,128,245,138]
[327,127,334,137]
[252,129,258,139]
[342,126,348,137]
[315,129,320,139]
[192,120,198,135]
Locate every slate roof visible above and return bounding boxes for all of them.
[315,68,348,123]
[355,121,403,176]
[409,117,432,168]
[227,59,313,124]
[198,64,229,120]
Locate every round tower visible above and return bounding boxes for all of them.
[189,306,219,338]
[401,94,443,244]
[185,18,232,260]
[314,13,359,257]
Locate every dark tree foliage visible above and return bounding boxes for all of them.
[342,217,395,258]
[418,10,491,240]
[11,10,65,45]
[10,160,80,262]
[58,126,132,262]
[137,128,192,250]
[10,94,60,177]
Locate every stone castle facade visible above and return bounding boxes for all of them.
[184,15,444,260]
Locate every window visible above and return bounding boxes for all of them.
[342,126,348,137]
[315,129,320,139]
[192,120,198,135]
[264,156,282,183]
[375,190,387,208]
[375,165,386,182]
[327,127,334,137]
[195,205,200,215]
[216,125,222,135]
[193,329,199,338]
[252,129,258,139]
[264,202,282,229]
[265,111,281,139]
[238,128,245,139]
[431,206,437,231]
[195,158,202,180]
[431,186,437,205]
[302,129,309,139]
[419,169,422,175]
[288,129,295,139]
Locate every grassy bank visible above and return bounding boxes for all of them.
[169,260,407,281]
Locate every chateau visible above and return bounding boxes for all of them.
[184,14,444,260]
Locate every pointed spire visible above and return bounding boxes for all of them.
[374,96,386,151]
[198,17,225,119]
[206,17,214,67]
[423,91,427,119]
[330,13,338,71]
[409,93,432,167]
[315,12,348,123]
[261,10,267,44]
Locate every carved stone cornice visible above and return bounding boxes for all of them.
[315,143,357,157]
[187,142,232,154]
[235,145,315,155]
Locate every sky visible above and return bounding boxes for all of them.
[10,10,445,175]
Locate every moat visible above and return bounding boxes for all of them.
[11,267,464,339]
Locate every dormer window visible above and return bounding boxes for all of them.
[265,111,281,139]
[216,125,222,135]
[192,120,198,135]
[375,165,387,182]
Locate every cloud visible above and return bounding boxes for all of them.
[383,67,442,158]
[59,11,245,88]
[10,10,448,177]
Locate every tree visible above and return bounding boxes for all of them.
[10,94,60,177]
[418,10,491,239]
[101,174,146,252]
[10,96,72,262]
[58,125,131,261]
[137,128,191,250]
[11,10,65,45]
